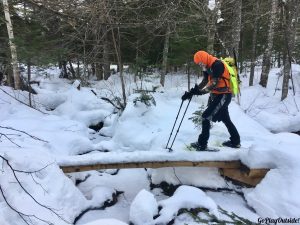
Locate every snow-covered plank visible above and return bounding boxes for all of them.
[57,150,242,173]
[57,150,241,168]
[60,160,242,173]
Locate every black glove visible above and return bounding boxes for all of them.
[190,84,199,95]
[181,91,193,101]
[202,71,209,77]
[197,89,207,95]
[190,84,206,95]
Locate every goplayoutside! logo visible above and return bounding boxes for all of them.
[258,217,300,224]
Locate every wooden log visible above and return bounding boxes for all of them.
[247,168,269,178]
[219,168,267,186]
[60,160,242,173]
[60,160,270,187]
[239,164,270,178]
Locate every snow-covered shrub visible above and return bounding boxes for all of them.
[188,103,206,128]
[133,91,156,107]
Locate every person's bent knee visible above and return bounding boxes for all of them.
[202,115,212,122]
[202,117,211,125]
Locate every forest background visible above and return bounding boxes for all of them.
[1,0,299,105]
[1,1,300,224]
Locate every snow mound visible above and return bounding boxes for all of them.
[0,149,88,225]
[83,218,128,225]
[154,185,219,224]
[151,167,227,188]
[129,189,158,225]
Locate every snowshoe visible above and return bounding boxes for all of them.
[186,142,220,152]
[222,140,241,148]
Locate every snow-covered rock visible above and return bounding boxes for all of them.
[154,185,219,224]
[83,218,128,225]
[129,189,158,225]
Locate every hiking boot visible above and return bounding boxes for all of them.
[191,142,207,151]
[222,140,241,148]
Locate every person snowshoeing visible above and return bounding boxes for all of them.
[181,50,240,151]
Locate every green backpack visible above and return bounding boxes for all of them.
[221,58,239,96]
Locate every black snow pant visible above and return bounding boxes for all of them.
[198,93,240,146]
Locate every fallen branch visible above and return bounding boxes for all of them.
[90,90,124,110]
[0,126,48,143]
[0,88,48,115]
[0,132,21,147]
[0,185,52,225]
[0,155,71,224]
[73,191,123,224]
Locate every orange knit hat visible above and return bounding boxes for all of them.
[194,51,207,64]
[194,51,217,67]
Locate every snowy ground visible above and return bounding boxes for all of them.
[0,64,300,225]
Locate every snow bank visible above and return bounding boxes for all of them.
[154,185,219,224]
[240,66,300,133]
[1,64,300,224]
[151,167,227,188]
[245,168,300,218]
[83,218,128,225]
[0,149,88,225]
[240,132,300,217]
[129,189,158,225]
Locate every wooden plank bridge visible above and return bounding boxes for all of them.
[60,159,270,187]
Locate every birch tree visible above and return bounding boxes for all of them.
[2,0,21,89]
[259,0,278,88]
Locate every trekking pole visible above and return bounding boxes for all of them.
[167,97,192,152]
[165,100,184,149]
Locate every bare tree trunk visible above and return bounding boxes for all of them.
[282,51,290,100]
[207,0,220,53]
[60,61,68,78]
[277,51,281,68]
[239,30,244,74]
[134,39,140,83]
[103,31,111,80]
[27,62,32,107]
[111,27,126,108]
[281,0,299,100]
[3,0,21,89]
[91,63,96,77]
[68,61,76,78]
[187,62,191,91]
[76,59,80,78]
[160,24,170,87]
[95,63,103,80]
[295,14,300,63]
[83,29,88,78]
[259,0,277,88]
[249,0,260,86]
[229,0,242,58]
